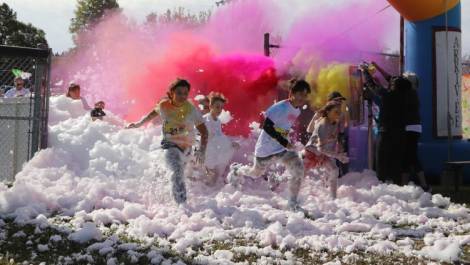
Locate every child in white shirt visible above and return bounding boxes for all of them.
[228,79,311,211]
[203,92,238,186]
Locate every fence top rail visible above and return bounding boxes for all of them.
[0,45,51,59]
[0,98,34,104]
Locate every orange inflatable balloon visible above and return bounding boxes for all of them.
[387,0,459,21]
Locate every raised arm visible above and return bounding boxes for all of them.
[126,110,159,128]
[371,61,392,82]
[195,123,209,165]
[306,112,320,133]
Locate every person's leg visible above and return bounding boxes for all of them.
[376,132,387,182]
[401,172,410,186]
[164,147,187,204]
[215,164,226,180]
[411,132,430,190]
[417,171,430,191]
[227,155,270,188]
[337,131,349,177]
[336,159,343,177]
[280,151,304,207]
[384,131,397,184]
[205,164,226,186]
[380,130,402,184]
[240,158,269,178]
[390,130,406,185]
[401,131,413,185]
[323,159,339,199]
[204,167,218,186]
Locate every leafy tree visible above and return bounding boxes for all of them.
[0,3,48,48]
[69,0,120,35]
[463,54,470,75]
[145,7,211,27]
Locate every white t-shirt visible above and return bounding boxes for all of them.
[4,88,30,98]
[255,100,300,158]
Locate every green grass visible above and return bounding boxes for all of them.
[191,237,446,265]
[1,214,469,264]
[461,245,470,264]
[0,218,189,265]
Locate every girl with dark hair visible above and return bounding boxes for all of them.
[303,100,348,199]
[66,83,91,110]
[127,78,209,205]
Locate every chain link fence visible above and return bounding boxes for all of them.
[0,45,51,182]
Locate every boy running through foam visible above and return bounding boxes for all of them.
[228,79,311,211]
[127,78,208,205]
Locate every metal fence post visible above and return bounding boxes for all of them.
[30,59,45,157]
[0,45,51,182]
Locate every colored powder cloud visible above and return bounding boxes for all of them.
[51,0,398,137]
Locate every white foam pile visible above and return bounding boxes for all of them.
[0,95,469,264]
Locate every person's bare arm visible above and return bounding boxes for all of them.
[306,113,320,133]
[196,123,208,152]
[371,61,392,82]
[195,123,208,164]
[126,110,159,128]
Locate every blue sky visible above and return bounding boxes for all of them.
[1,0,469,56]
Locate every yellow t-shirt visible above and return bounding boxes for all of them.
[155,99,204,150]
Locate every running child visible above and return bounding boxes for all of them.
[202,92,239,186]
[303,100,349,199]
[228,79,311,211]
[127,78,209,205]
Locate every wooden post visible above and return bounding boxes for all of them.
[264,33,270,57]
[399,16,404,75]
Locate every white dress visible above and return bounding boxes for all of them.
[203,113,234,170]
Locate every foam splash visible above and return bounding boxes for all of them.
[1,97,469,263]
